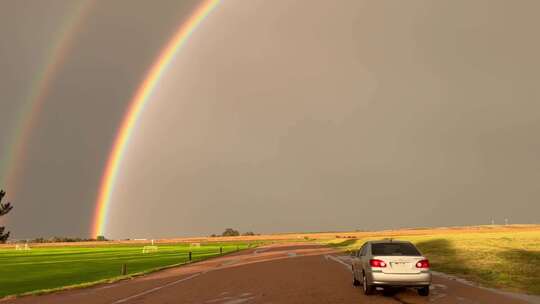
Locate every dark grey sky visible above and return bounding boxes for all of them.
[1,0,539,239]
[0,0,199,238]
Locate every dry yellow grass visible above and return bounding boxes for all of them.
[2,224,538,248]
[324,225,540,295]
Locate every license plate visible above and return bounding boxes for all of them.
[392,262,409,267]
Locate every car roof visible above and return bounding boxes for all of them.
[366,240,413,244]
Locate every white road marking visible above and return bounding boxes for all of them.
[325,255,352,272]
[221,259,240,266]
[428,283,448,302]
[97,283,125,291]
[110,249,264,304]
[432,271,540,304]
[223,296,256,304]
[205,296,234,303]
[111,247,269,303]
[206,293,255,304]
[110,273,201,304]
[253,248,269,254]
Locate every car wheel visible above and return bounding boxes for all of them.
[353,274,360,287]
[362,272,374,295]
[418,286,430,296]
[352,267,361,287]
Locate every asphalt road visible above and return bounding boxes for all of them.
[3,243,535,304]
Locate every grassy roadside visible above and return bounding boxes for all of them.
[324,229,540,295]
[2,227,538,298]
[0,242,257,298]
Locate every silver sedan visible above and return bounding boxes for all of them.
[351,240,431,296]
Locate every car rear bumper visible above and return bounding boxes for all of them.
[368,271,431,287]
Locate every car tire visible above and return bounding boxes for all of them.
[362,272,374,295]
[353,274,360,287]
[418,286,430,296]
[351,266,360,287]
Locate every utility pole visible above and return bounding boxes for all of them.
[491,218,495,225]
[505,218,509,225]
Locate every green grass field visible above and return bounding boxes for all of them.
[327,229,540,295]
[0,242,253,298]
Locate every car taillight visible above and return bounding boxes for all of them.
[369,259,387,267]
[416,259,430,268]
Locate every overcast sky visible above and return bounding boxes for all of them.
[1,0,539,239]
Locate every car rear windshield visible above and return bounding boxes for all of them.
[371,243,421,256]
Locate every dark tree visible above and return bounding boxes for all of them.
[221,228,240,237]
[0,190,13,243]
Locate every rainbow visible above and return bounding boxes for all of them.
[0,1,93,195]
[92,0,221,237]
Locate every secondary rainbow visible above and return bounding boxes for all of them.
[0,1,93,195]
[92,0,221,237]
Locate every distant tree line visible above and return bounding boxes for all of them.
[29,235,108,243]
[210,228,258,237]
[0,190,13,243]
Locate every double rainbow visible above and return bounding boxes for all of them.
[0,1,93,196]
[92,0,221,237]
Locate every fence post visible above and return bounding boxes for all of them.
[121,264,127,275]
[189,251,192,261]
[220,247,223,255]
